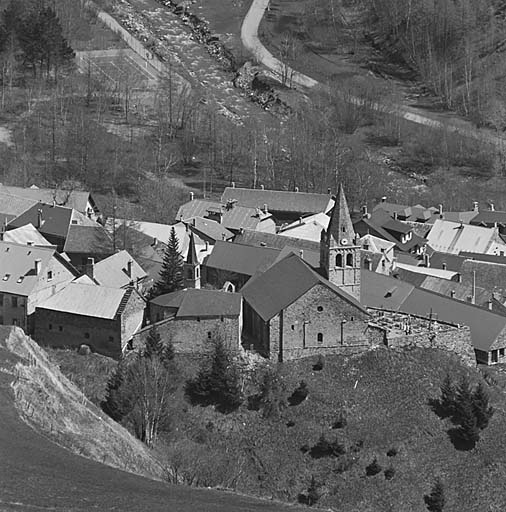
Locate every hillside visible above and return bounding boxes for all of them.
[0,326,303,511]
[142,346,506,511]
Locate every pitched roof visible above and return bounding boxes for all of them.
[36,283,129,319]
[274,245,321,269]
[63,225,114,255]
[205,241,281,276]
[0,190,37,219]
[470,210,506,227]
[233,229,321,252]
[2,224,52,246]
[395,262,459,280]
[242,253,366,322]
[426,219,506,255]
[460,259,506,298]
[326,184,356,246]
[177,199,272,231]
[1,184,92,213]
[0,242,61,296]
[221,187,333,214]
[93,250,147,288]
[360,269,415,311]
[184,217,233,242]
[278,213,330,242]
[8,203,72,238]
[151,288,241,317]
[426,251,466,272]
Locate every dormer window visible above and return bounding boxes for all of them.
[16,277,24,283]
[47,271,53,281]
[2,274,10,281]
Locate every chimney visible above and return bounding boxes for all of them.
[263,204,268,214]
[450,290,455,299]
[231,182,236,188]
[126,259,133,278]
[260,184,264,190]
[473,201,479,212]
[438,204,443,216]
[456,273,462,283]
[152,237,157,247]
[327,188,331,195]
[37,209,43,229]
[423,253,430,267]
[490,202,495,211]
[361,205,368,217]
[381,196,387,203]
[190,191,194,201]
[393,211,398,220]
[488,298,493,310]
[299,217,303,225]
[205,240,209,250]
[34,258,41,276]
[85,257,95,280]
[299,249,304,259]
[442,262,447,270]
[295,187,299,192]
[27,241,34,246]
[365,258,372,271]
[52,200,56,207]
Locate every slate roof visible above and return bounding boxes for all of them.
[274,245,321,269]
[36,283,129,319]
[0,190,37,221]
[1,184,92,213]
[470,210,506,227]
[63,225,114,255]
[205,241,281,276]
[278,212,330,242]
[233,229,321,252]
[395,262,459,280]
[460,259,506,298]
[242,253,367,322]
[93,250,147,288]
[425,251,466,272]
[361,269,506,351]
[8,203,72,238]
[151,288,242,317]
[221,187,333,214]
[177,199,272,231]
[426,219,506,255]
[0,242,61,296]
[184,217,233,242]
[2,224,52,246]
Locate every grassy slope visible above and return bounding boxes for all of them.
[159,347,506,511]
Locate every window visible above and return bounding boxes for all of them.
[187,268,193,279]
[291,324,295,330]
[196,267,200,278]
[492,350,498,363]
[350,316,354,321]
[500,348,505,357]
[207,331,212,339]
[84,333,90,339]
[47,271,53,281]
[317,306,323,312]
[317,333,323,344]
[11,297,17,308]
[342,226,346,232]
[346,253,354,267]
[335,254,343,267]
[58,326,63,332]
[3,273,10,281]
[197,317,201,322]
[48,324,52,330]
[12,319,18,326]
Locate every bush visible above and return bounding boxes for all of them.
[384,467,395,480]
[288,380,309,406]
[332,411,347,429]
[366,458,382,476]
[309,434,346,459]
[424,479,445,512]
[313,355,324,371]
[387,447,398,457]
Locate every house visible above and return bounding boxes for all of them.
[0,241,78,331]
[2,223,53,247]
[373,199,436,223]
[145,288,242,353]
[0,189,37,226]
[241,253,374,362]
[221,186,334,224]
[204,241,281,290]
[359,234,396,275]
[176,198,276,233]
[361,269,506,365]
[81,250,149,291]
[233,229,322,252]
[354,210,426,254]
[470,206,506,235]
[33,283,145,358]
[426,219,506,255]
[182,217,234,244]
[0,183,100,220]
[277,212,330,242]
[63,225,114,269]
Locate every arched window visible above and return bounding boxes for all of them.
[317,333,323,343]
[346,253,354,267]
[335,254,343,267]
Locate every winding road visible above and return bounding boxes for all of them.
[241,0,506,149]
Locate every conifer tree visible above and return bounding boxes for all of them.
[144,324,163,359]
[101,361,133,422]
[440,373,456,415]
[472,382,494,430]
[424,478,445,512]
[154,227,184,297]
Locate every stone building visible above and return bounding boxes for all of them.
[0,241,77,332]
[34,283,145,358]
[141,288,242,353]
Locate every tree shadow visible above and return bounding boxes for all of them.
[447,428,477,451]
[247,393,261,411]
[428,397,453,420]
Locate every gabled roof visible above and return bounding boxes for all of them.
[151,288,241,317]
[63,225,114,255]
[8,203,72,238]
[278,212,330,242]
[177,199,272,231]
[184,217,233,242]
[242,253,367,322]
[0,190,37,220]
[36,283,130,319]
[361,269,415,311]
[326,184,355,245]
[93,250,147,289]
[426,251,466,272]
[395,262,459,280]
[274,245,320,269]
[0,242,73,296]
[427,219,506,255]
[205,241,281,276]
[233,229,321,252]
[1,184,93,213]
[2,224,52,246]
[221,187,333,214]
[470,210,506,227]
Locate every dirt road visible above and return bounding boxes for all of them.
[241,0,506,149]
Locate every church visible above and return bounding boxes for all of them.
[241,185,383,362]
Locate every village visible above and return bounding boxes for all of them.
[1,181,504,368]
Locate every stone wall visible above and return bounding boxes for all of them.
[385,325,476,367]
[121,290,146,350]
[132,315,241,354]
[485,324,506,364]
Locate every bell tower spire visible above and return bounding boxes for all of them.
[320,184,361,300]
[184,231,201,289]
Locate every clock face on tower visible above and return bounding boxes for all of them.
[341,238,348,246]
